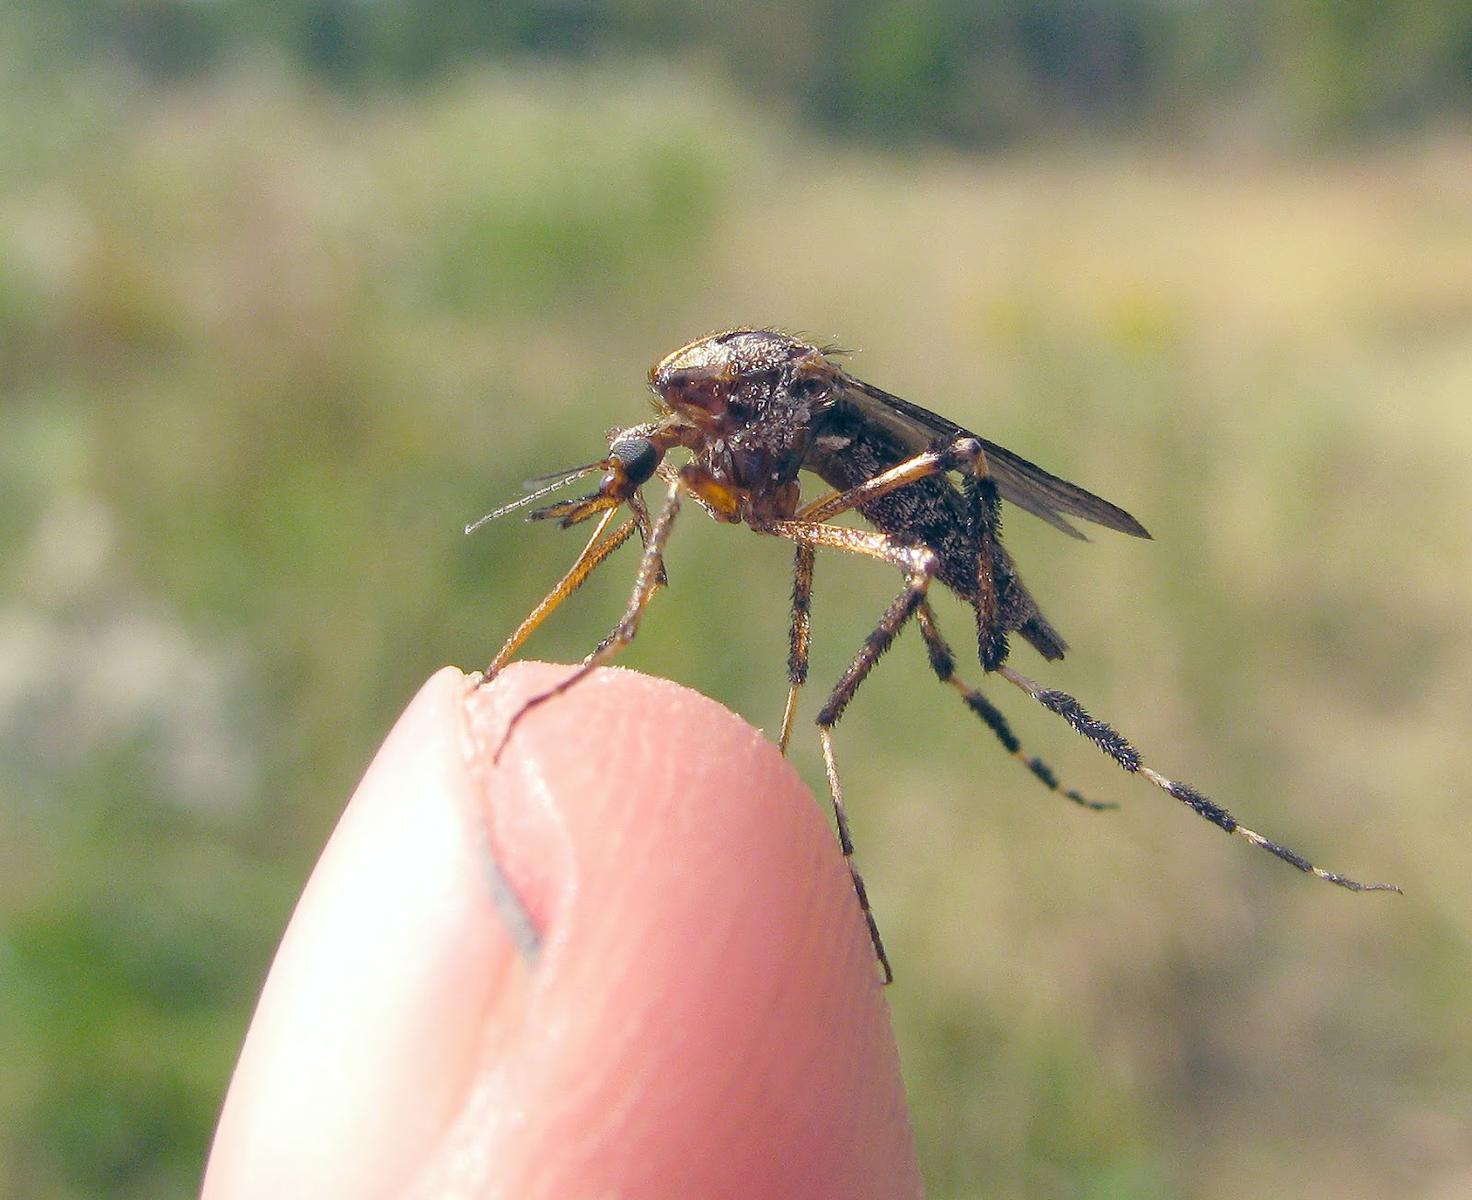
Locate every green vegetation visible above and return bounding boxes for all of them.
[4,30,1472,1200]
[13,1,1472,144]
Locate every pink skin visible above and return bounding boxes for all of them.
[203,662,922,1200]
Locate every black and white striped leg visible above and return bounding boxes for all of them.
[819,728,892,984]
[763,518,942,983]
[996,663,1401,892]
[914,602,1116,811]
[812,546,937,984]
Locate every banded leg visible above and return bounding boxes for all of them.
[765,520,939,735]
[779,451,965,752]
[483,507,637,680]
[495,478,682,759]
[914,602,1115,811]
[777,436,1000,746]
[820,727,892,984]
[779,541,815,754]
[996,663,1401,893]
[766,518,941,983]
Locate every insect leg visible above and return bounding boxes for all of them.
[820,727,892,984]
[914,602,1115,811]
[495,478,682,759]
[961,468,1008,672]
[767,519,942,984]
[796,439,979,523]
[764,521,941,722]
[794,437,1012,670]
[483,507,637,680]
[778,541,815,754]
[996,663,1401,893]
[626,488,669,589]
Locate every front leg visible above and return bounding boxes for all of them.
[494,477,682,760]
[483,507,634,681]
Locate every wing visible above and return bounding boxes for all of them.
[839,378,1151,541]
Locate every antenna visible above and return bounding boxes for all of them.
[464,464,603,535]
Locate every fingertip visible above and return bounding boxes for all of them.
[205,666,527,1200]
[432,662,920,1200]
[207,664,922,1200]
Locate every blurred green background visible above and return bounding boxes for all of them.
[4,3,1471,1197]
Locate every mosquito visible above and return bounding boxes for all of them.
[468,328,1399,981]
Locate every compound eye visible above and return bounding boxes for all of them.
[609,435,661,487]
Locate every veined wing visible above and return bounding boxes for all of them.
[839,377,1151,541]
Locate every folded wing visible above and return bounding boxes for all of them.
[841,378,1151,541]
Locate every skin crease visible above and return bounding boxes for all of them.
[202,662,923,1200]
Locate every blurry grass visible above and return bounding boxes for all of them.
[4,59,1472,1200]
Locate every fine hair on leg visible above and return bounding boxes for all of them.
[779,541,816,754]
[769,518,943,983]
[914,601,1116,811]
[995,663,1401,892]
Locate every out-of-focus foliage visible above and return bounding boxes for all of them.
[12,0,1472,144]
[1,55,744,1200]
[4,14,1472,1200]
